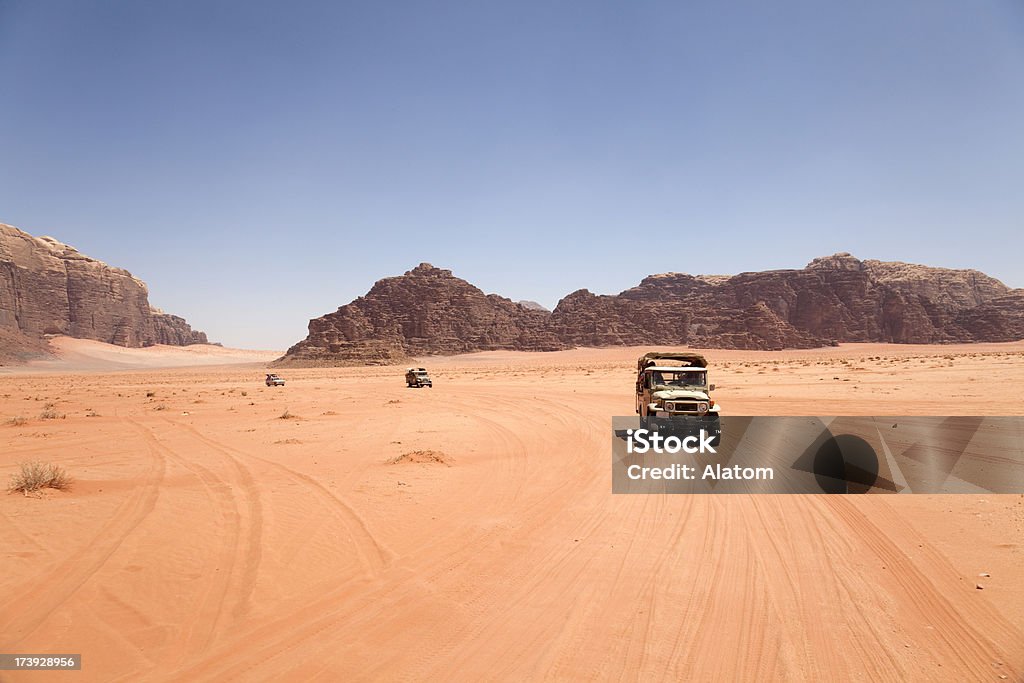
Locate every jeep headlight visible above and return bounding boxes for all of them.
[697,402,709,414]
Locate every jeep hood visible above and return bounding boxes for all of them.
[652,388,709,401]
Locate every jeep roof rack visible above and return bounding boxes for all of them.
[637,352,708,370]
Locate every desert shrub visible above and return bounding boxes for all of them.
[8,461,73,494]
[153,403,168,411]
[39,403,64,420]
[146,391,156,397]
[5,416,29,426]
[279,409,294,420]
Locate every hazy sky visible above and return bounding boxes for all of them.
[1,1,1022,349]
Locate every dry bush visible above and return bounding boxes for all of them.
[8,461,73,494]
[153,403,168,411]
[279,409,295,420]
[39,403,64,420]
[5,416,29,426]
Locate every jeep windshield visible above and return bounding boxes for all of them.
[649,369,706,389]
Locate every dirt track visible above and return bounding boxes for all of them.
[1,342,1023,681]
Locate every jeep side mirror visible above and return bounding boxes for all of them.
[709,384,716,392]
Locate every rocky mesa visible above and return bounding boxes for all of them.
[279,263,565,366]
[1,223,209,362]
[279,254,1023,365]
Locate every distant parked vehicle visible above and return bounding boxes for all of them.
[405,368,433,388]
[266,373,285,387]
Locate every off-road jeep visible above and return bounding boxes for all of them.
[265,373,285,387]
[635,352,720,442]
[636,353,719,417]
[405,368,433,388]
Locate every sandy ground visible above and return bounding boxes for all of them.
[0,337,281,373]
[1,340,1023,681]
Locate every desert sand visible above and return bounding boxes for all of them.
[0,337,281,373]
[1,339,1023,681]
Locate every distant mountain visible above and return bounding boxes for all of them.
[279,263,563,366]
[1,222,209,361]
[277,253,1024,365]
[518,300,550,312]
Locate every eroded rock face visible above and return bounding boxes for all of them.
[0,223,209,355]
[0,327,50,365]
[280,263,565,366]
[279,253,1023,365]
[563,253,1021,348]
[150,310,210,346]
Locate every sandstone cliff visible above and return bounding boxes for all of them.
[280,263,565,366]
[279,254,1023,365]
[0,223,209,359]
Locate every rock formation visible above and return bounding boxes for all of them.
[149,309,211,346]
[280,263,564,366]
[279,254,1023,365]
[517,300,550,312]
[1,223,209,359]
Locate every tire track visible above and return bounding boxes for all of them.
[127,419,256,666]
[0,428,166,646]
[745,495,904,680]
[824,495,1023,680]
[171,420,389,576]
[167,384,618,681]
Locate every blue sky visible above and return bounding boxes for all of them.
[1,1,1022,349]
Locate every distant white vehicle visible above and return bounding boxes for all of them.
[405,368,433,388]
[265,373,285,387]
